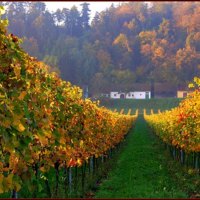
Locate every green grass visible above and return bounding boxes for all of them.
[95,115,188,198]
[100,98,183,114]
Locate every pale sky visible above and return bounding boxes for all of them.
[45,2,124,20]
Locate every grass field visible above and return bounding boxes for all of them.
[99,98,183,114]
[94,97,200,198]
[95,116,187,198]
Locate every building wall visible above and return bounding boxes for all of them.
[177,91,190,98]
[110,91,151,99]
[126,92,151,99]
[126,92,135,99]
[134,92,145,99]
[110,92,125,99]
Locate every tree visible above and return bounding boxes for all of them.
[67,6,82,36]
[113,33,132,52]
[4,1,200,96]
[80,2,90,31]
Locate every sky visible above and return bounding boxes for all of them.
[45,1,124,20]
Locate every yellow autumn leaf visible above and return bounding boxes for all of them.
[80,140,84,148]
[18,123,25,132]
[13,65,21,78]
[13,119,25,132]
[43,130,51,137]
[50,101,54,108]
[18,91,27,100]
[77,158,82,166]
[26,80,31,89]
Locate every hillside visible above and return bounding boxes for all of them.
[1,2,200,96]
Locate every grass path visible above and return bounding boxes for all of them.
[95,115,188,198]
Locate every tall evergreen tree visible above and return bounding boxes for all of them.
[68,6,82,36]
[80,2,90,30]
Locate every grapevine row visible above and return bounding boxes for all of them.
[0,9,136,195]
[144,77,200,154]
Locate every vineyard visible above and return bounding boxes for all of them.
[1,5,200,198]
[0,7,136,197]
[96,87,200,198]
[144,77,200,169]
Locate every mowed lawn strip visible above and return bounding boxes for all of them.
[95,115,187,198]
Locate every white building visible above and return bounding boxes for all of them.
[110,91,151,99]
[110,92,125,99]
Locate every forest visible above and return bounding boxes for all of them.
[1,1,200,97]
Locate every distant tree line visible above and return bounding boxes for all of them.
[1,2,200,96]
